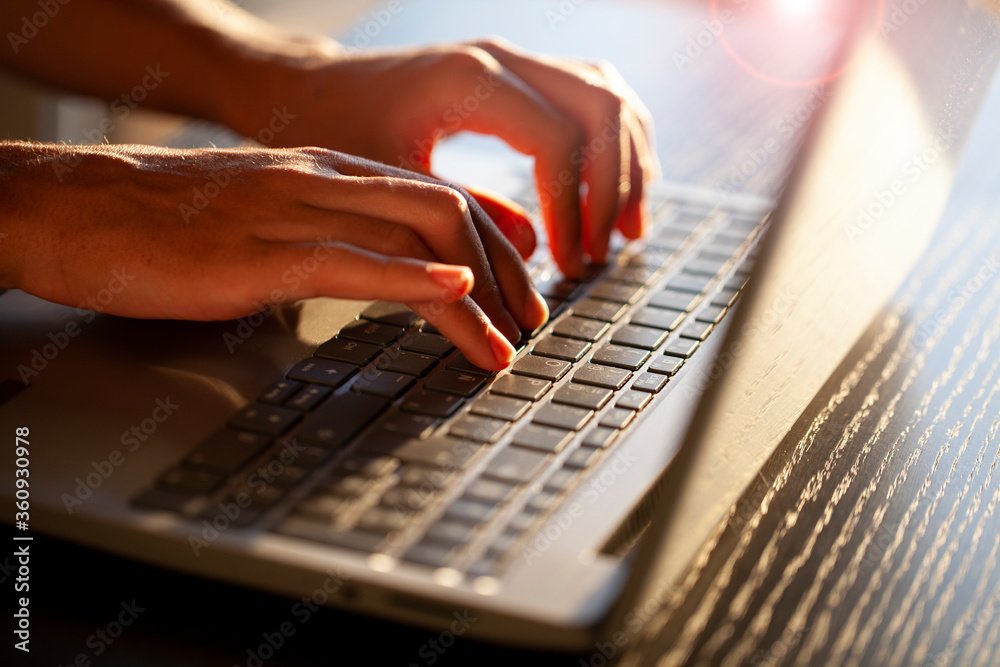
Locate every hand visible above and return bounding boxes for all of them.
[1,142,549,370]
[231,38,660,278]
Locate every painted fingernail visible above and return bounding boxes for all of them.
[524,288,549,329]
[427,263,474,303]
[487,324,516,368]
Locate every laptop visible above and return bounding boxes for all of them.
[2,0,998,653]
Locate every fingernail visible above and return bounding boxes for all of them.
[487,324,516,367]
[427,263,473,303]
[524,288,549,329]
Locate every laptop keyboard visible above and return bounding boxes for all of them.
[133,191,767,577]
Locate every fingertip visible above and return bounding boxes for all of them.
[487,324,516,369]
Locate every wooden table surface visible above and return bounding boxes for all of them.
[5,2,998,666]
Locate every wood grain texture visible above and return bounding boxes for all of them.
[622,132,1000,667]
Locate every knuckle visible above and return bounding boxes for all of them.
[469,36,513,53]
[424,184,472,229]
[383,224,428,259]
[438,45,500,75]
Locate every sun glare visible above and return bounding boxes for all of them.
[774,0,818,19]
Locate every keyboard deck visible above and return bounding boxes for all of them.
[133,192,768,578]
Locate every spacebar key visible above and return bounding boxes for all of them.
[296,393,390,447]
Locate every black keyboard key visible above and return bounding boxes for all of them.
[552,316,610,342]
[445,498,497,524]
[571,298,628,323]
[324,474,373,498]
[600,407,636,430]
[353,369,415,399]
[375,350,438,376]
[632,372,669,393]
[532,336,591,362]
[678,320,714,341]
[363,435,481,468]
[565,447,601,469]
[490,375,551,402]
[404,541,460,567]
[399,332,454,357]
[337,454,399,478]
[573,364,632,390]
[285,384,331,411]
[380,411,437,439]
[611,325,668,350]
[648,356,685,375]
[355,506,410,535]
[230,403,301,436]
[696,304,728,324]
[553,384,613,410]
[483,448,550,483]
[511,355,571,381]
[591,344,650,371]
[339,320,405,346]
[535,275,582,301]
[582,427,618,449]
[293,493,352,521]
[424,520,475,544]
[287,358,357,388]
[617,390,652,411]
[684,257,727,277]
[401,389,464,418]
[648,289,700,312]
[587,282,643,304]
[470,393,531,421]
[533,403,592,431]
[131,488,203,515]
[315,338,381,365]
[380,486,435,512]
[463,478,517,504]
[664,338,700,358]
[511,423,573,453]
[296,392,390,447]
[449,414,509,443]
[398,465,452,489]
[360,301,419,328]
[710,287,740,307]
[667,273,712,294]
[424,369,486,397]
[259,380,302,405]
[606,264,658,285]
[185,429,270,472]
[157,467,223,495]
[274,519,387,552]
[447,353,496,376]
[631,307,684,331]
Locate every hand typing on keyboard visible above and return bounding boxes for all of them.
[0,1,657,371]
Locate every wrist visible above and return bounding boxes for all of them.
[211,29,345,145]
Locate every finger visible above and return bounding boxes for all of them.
[616,116,649,240]
[472,39,629,264]
[410,297,516,371]
[246,242,474,304]
[293,172,522,340]
[464,185,537,260]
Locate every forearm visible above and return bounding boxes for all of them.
[0,0,340,131]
